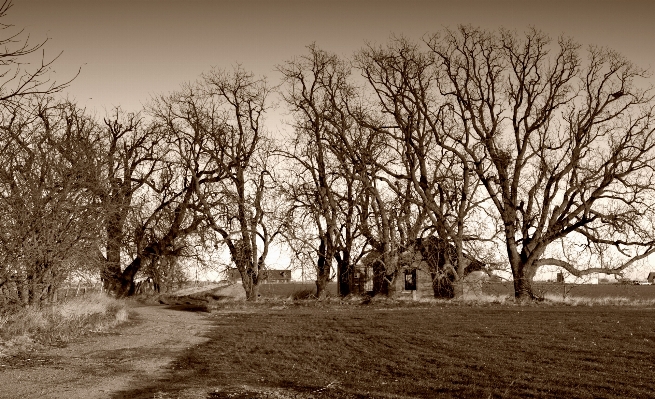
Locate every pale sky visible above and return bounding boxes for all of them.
[10,0,655,118]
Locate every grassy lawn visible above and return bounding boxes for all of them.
[117,303,655,398]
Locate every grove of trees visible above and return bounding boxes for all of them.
[1,0,654,306]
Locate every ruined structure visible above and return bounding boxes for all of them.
[359,236,487,298]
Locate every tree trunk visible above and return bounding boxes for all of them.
[371,259,385,295]
[432,272,455,298]
[453,243,466,299]
[115,257,142,298]
[513,263,537,301]
[383,270,398,297]
[451,279,464,299]
[18,279,29,306]
[370,259,399,297]
[103,243,122,291]
[316,237,331,299]
[30,278,43,306]
[336,250,352,297]
[4,280,18,305]
[507,237,537,301]
[246,280,260,301]
[46,284,57,304]
[103,216,126,292]
[240,267,260,301]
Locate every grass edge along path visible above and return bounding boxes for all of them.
[0,293,128,354]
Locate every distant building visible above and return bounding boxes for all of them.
[226,268,242,283]
[357,237,487,298]
[261,269,292,284]
[226,268,292,284]
[647,272,655,284]
[556,272,564,283]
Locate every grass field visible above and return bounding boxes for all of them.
[118,301,655,398]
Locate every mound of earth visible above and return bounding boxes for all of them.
[167,282,227,297]
[156,282,247,311]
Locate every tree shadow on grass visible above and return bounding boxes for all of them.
[157,294,212,313]
[107,319,365,399]
[108,354,356,399]
[158,290,247,313]
[164,303,210,313]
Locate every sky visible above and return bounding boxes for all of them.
[8,0,655,279]
[9,0,655,120]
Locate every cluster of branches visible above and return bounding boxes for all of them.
[96,67,279,300]
[0,0,281,304]
[0,67,280,305]
[0,99,102,306]
[277,29,655,300]
[2,0,654,305]
[0,0,280,304]
[277,42,496,299]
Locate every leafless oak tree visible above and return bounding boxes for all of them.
[429,26,655,299]
[278,46,372,297]
[355,37,492,297]
[94,109,162,293]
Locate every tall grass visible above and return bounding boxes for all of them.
[0,293,128,353]
[542,292,655,306]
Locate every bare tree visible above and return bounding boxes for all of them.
[0,0,89,307]
[94,109,162,293]
[148,68,277,300]
[196,67,278,301]
[111,88,213,297]
[355,37,492,297]
[278,45,371,298]
[0,99,103,306]
[428,26,655,299]
[0,0,77,109]
[278,125,368,297]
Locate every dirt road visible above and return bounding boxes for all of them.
[0,303,214,399]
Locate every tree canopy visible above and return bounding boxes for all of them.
[1,6,654,305]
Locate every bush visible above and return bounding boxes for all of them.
[290,288,317,300]
[0,293,128,352]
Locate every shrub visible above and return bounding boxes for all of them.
[0,293,128,352]
[291,289,317,300]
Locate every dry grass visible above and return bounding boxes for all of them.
[185,281,655,310]
[0,293,128,353]
[542,293,655,306]
[454,289,655,306]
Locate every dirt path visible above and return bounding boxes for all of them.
[0,303,214,399]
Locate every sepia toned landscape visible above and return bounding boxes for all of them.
[1,0,655,398]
